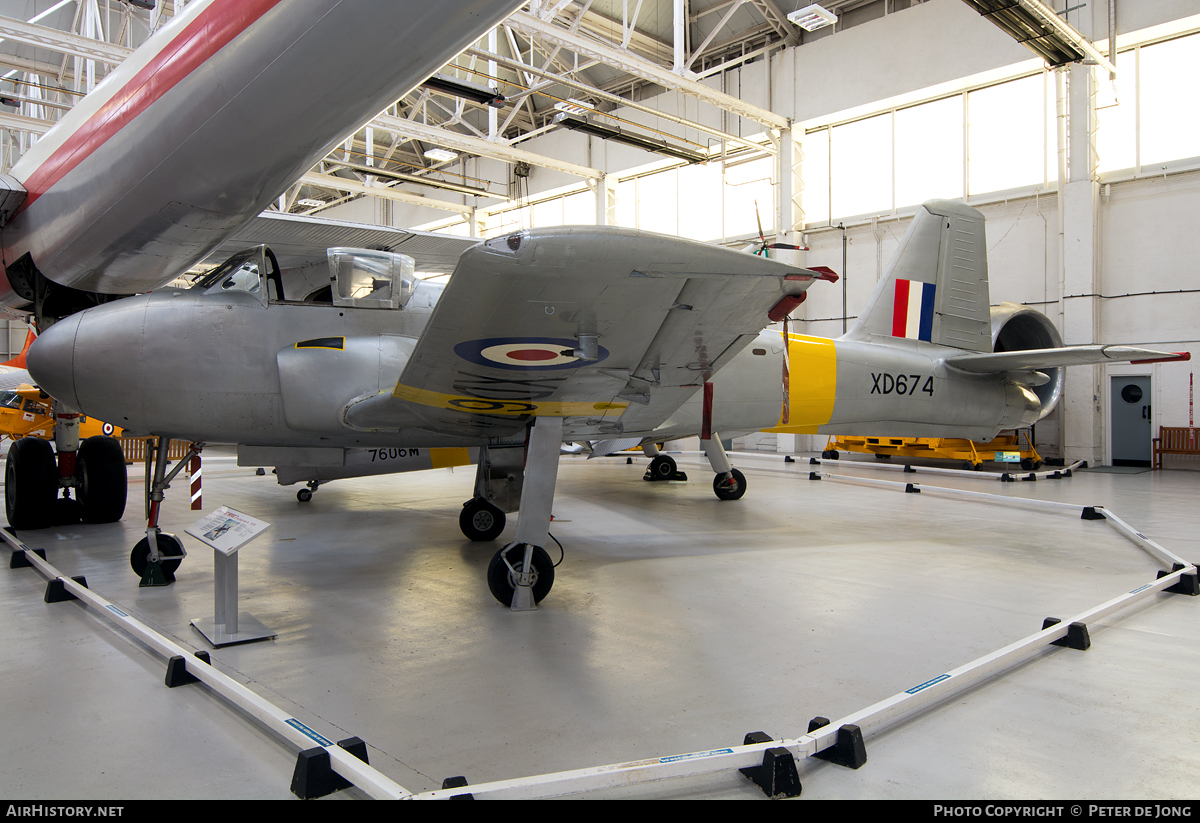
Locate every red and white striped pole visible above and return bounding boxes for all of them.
[189,447,202,510]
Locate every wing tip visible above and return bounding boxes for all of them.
[1130,351,1192,364]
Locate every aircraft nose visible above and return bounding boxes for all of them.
[26,313,81,409]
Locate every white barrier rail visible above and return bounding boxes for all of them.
[5,467,1195,800]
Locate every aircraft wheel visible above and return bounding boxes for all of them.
[1021,458,1038,471]
[713,468,747,501]
[130,533,184,578]
[76,436,128,523]
[5,437,57,530]
[487,543,554,606]
[297,488,313,502]
[460,498,505,541]
[875,453,891,460]
[645,454,677,480]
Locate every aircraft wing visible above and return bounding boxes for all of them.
[207,212,479,274]
[946,346,1191,373]
[342,227,820,439]
[0,367,32,392]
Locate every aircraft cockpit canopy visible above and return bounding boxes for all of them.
[191,246,284,306]
[327,247,415,310]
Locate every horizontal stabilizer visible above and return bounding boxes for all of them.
[946,346,1191,373]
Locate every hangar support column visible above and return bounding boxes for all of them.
[1059,61,1104,467]
[775,127,804,456]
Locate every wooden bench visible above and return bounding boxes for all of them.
[1153,427,1200,469]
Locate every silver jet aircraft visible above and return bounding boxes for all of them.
[4,3,1187,611]
[0,0,822,609]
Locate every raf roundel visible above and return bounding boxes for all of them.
[454,337,609,370]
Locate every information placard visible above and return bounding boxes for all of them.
[185,506,270,555]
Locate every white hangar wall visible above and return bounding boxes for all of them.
[328,0,1200,464]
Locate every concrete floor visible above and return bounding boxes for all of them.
[1,446,1198,800]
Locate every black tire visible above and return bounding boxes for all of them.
[713,468,747,501]
[487,543,554,606]
[875,453,892,460]
[5,437,58,530]
[297,488,313,502]
[1020,457,1035,471]
[821,450,839,460]
[54,495,81,526]
[646,454,677,480]
[76,436,128,524]
[130,533,184,578]
[460,498,505,541]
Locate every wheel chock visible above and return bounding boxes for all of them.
[44,576,86,603]
[441,775,474,799]
[670,470,688,481]
[808,718,867,769]
[138,560,175,588]
[738,732,801,798]
[905,483,920,493]
[1158,564,1200,596]
[9,548,46,568]
[165,651,211,688]
[290,737,370,799]
[1042,618,1091,650]
[1081,507,1106,521]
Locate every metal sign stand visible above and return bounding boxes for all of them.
[186,506,275,647]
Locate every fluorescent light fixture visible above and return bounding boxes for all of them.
[297,198,324,208]
[552,113,707,165]
[787,4,837,32]
[423,148,458,163]
[420,73,505,107]
[553,99,591,115]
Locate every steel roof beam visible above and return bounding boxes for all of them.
[0,13,131,65]
[298,171,475,215]
[505,10,789,130]
[463,45,773,155]
[370,113,603,180]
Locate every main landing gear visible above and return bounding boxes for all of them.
[4,402,127,530]
[703,432,747,501]
[486,417,563,610]
[640,438,746,500]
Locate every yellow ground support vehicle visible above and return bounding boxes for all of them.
[822,430,1045,471]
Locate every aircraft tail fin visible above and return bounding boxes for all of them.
[1,328,35,369]
[845,200,992,352]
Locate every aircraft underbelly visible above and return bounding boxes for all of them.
[1,0,522,304]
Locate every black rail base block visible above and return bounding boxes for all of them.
[738,731,801,798]
[9,548,46,568]
[808,718,868,769]
[290,737,371,799]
